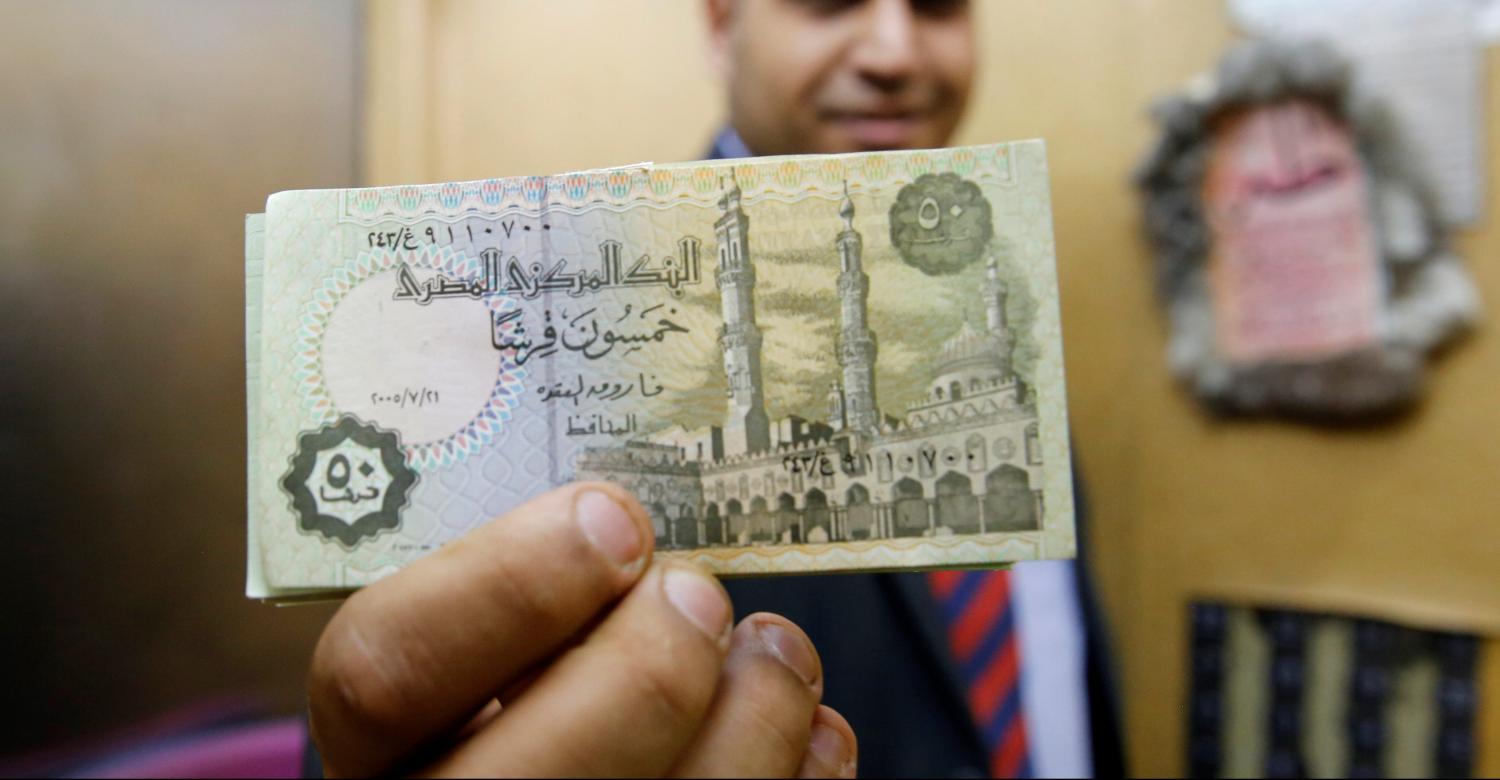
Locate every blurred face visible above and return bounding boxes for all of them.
[707,0,976,155]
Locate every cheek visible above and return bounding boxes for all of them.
[737,29,826,116]
[777,27,851,100]
[925,30,976,99]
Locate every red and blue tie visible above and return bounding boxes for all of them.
[929,569,1032,779]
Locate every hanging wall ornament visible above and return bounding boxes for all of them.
[1136,38,1480,421]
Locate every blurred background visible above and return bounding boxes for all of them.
[1,0,1497,776]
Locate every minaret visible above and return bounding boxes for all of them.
[715,176,770,455]
[834,182,880,434]
[984,256,1015,378]
[827,380,846,429]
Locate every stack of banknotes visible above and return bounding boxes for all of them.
[246,141,1075,601]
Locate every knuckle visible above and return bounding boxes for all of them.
[480,548,569,637]
[464,502,619,635]
[307,615,416,739]
[735,656,818,746]
[744,689,810,761]
[625,646,712,731]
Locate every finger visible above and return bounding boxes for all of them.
[669,613,825,777]
[797,706,858,779]
[430,561,734,777]
[307,482,654,777]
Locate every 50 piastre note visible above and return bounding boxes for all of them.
[247,142,1074,601]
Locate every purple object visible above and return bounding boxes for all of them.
[71,718,305,779]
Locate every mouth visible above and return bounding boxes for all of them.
[821,110,929,150]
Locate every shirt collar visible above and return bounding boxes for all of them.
[711,127,755,161]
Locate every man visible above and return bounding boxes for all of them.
[304,1,1122,776]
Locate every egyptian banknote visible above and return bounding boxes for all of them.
[247,142,1074,600]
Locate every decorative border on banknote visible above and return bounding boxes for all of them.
[663,533,1047,576]
[335,146,1014,224]
[291,244,529,470]
[318,532,1057,587]
[318,533,1055,590]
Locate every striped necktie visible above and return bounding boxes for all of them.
[928,569,1032,778]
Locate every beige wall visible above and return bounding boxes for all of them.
[0,0,356,753]
[364,1,1500,774]
[365,0,724,184]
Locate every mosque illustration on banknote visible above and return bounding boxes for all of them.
[571,175,1043,550]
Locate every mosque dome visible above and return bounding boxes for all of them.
[925,320,1012,403]
[937,321,1003,371]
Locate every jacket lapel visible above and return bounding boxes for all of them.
[881,573,989,754]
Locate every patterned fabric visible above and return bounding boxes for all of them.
[1187,603,1482,779]
[929,570,1032,778]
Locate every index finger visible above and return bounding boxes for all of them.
[307,481,654,777]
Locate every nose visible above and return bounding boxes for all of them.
[849,0,921,87]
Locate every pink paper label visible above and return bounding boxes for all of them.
[1203,100,1382,363]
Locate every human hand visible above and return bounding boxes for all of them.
[307,482,858,777]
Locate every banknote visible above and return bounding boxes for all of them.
[247,142,1075,600]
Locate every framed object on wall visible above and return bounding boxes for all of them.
[1136,38,1480,421]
